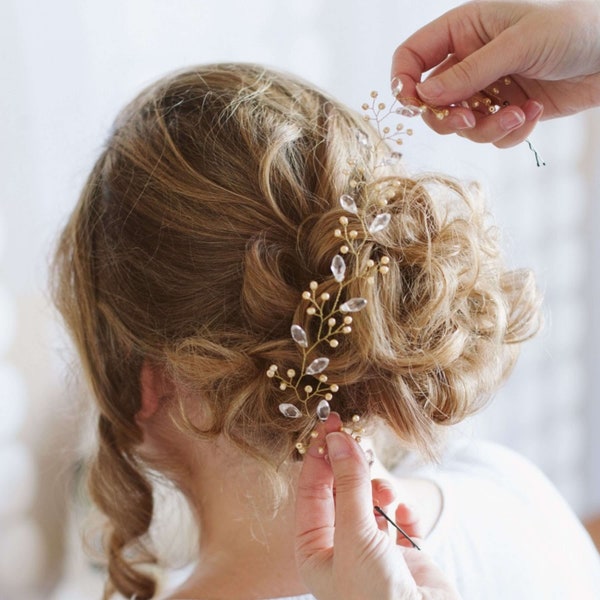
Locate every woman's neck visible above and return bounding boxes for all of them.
[170,441,310,599]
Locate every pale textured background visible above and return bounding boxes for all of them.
[1,0,598,598]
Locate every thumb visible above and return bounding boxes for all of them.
[417,31,523,105]
[326,432,377,546]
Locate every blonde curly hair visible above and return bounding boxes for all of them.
[53,63,540,599]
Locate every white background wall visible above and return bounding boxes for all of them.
[1,1,598,598]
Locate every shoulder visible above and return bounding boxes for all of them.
[436,437,553,489]
[398,436,558,497]
[425,438,600,598]
[433,437,584,517]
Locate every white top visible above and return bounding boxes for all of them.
[264,439,600,600]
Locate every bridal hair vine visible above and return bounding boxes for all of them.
[266,91,421,455]
[265,200,388,453]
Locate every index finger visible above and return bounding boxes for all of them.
[391,16,458,98]
[392,5,527,107]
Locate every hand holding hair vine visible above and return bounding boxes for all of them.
[391,75,517,120]
[391,76,545,166]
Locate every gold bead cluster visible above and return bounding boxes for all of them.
[361,90,416,148]
[293,414,367,456]
[465,77,513,114]
[390,76,513,118]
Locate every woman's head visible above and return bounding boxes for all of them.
[53,63,539,598]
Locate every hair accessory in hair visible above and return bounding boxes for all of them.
[266,91,420,454]
[265,199,390,429]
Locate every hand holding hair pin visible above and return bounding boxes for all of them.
[296,414,460,600]
[391,75,545,166]
[391,0,600,152]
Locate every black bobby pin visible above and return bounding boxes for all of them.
[374,505,421,551]
[526,139,546,167]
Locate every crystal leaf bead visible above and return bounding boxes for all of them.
[368,213,391,234]
[340,298,367,313]
[330,254,346,283]
[279,403,302,418]
[306,357,330,375]
[291,324,308,347]
[384,152,402,166]
[396,105,424,117]
[355,129,370,147]
[316,399,331,421]
[391,77,403,97]
[339,194,358,214]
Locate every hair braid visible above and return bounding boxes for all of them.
[91,415,157,600]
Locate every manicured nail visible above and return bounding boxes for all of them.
[376,480,395,494]
[399,503,419,518]
[326,432,353,460]
[373,482,395,506]
[448,113,476,129]
[499,110,526,131]
[417,78,444,100]
[524,100,544,121]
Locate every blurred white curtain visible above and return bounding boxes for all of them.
[1,0,598,597]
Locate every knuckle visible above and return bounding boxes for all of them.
[297,480,331,500]
[449,60,479,91]
[334,470,368,493]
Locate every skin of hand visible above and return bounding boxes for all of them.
[391,0,600,147]
[294,413,461,600]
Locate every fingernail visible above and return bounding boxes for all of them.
[373,481,395,505]
[524,100,544,121]
[400,503,419,517]
[499,110,526,131]
[326,432,353,460]
[377,480,395,494]
[417,78,444,100]
[448,113,476,129]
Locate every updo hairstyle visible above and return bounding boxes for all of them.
[53,63,539,599]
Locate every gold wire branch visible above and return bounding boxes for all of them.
[266,90,416,453]
[267,193,392,427]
